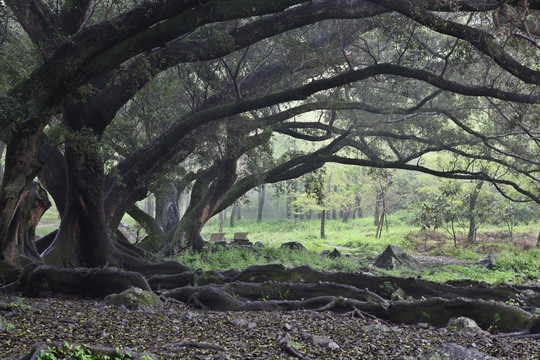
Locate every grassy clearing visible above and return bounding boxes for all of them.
[36,207,540,285]
[199,215,540,285]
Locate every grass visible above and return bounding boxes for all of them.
[36,207,540,285]
[175,244,367,273]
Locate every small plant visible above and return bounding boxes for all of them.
[10,296,26,311]
[505,297,525,307]
[5,323,15,331]
[378,281,398,299]
[289,341,301,350]
[278,288,290,301]
[36,342,155,360]
[258,292,270,301]
[487,313,502,334]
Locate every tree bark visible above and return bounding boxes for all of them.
[257,185,265,222]
[0,122,45,266]
[42,140,116,267]
[321,210,326,239]
[467,180,484,244]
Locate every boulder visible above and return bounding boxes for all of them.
[418,343,498,360]
[446,316,487,335]
[281,242,307,251]
[373,245,420,270]
[475,253,498,269]
[321,248,341,258]
[103,287,163,312]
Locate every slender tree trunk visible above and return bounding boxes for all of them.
[230,205,237,227]
[0,142,5,183]
[536,231,540,248]
[219,210,225,232]
[237,204,242,220]
[127,204,165,251]
[467,180,484,244]
[257,185,265,223]
[374,191,382,227]
[320,210,326,239]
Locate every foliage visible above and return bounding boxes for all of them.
[492,199,536,240]
[36,342,154,360]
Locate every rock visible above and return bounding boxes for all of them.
[475,253,498,269]
[281,242,307,251]
[360,323,391,333]
[320,250,331,257]
[232,239,253,247]
[227,317,257,328]
[0,314,7,331]
[373,245,421,270]
[418,343,499,360]
[391,287,406,301]
[321,248,341,258]
[103,287,163,311]
[278,332,293,344]
[309,335,339,349]
[416,323,430,329]
[254,241,265,248]
[446,317,487,335]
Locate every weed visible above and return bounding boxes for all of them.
[258,292,270,301]
[378,281,398,299]
[278,288,290,301]
[5,323,15,331]
[36,342,155,360]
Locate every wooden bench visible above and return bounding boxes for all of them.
[233,232,249,240]
[209,232,226,242]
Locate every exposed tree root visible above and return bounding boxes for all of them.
[25,265,151,297]
[166,285,540,334]
[279,340,311,360]
[164,340,226,352]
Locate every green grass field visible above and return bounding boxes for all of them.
[36,208,540,285]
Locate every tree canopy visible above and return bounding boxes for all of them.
[0,0,538,267]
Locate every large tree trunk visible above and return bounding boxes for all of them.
[0,123,45,266]
[467,180,484,244]
[155,183,180,233]
[42,139,116,267]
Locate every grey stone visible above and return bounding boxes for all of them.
[360,323,391,333]
[320,248,341,258]
[103,287,163,311]
[0,315,7,331]
[373,245,420,270]
[418,343,499,360]
[254,241,265,248]
[391,287,406,301]
[281,242,307,251]
[475,253,498,269]
[309,335,339,349]
[446,317,487,335]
